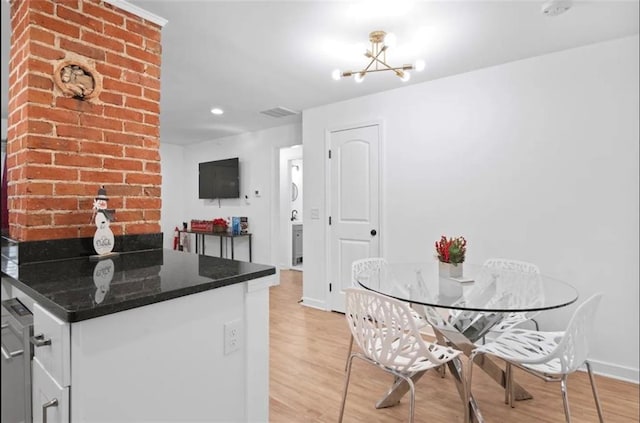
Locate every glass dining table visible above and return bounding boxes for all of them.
[355,261,579,423]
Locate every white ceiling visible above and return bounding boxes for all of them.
[1,1,638,145]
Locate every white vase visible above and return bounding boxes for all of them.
[439,262,463,278]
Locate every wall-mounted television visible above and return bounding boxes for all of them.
[198,158,240,199]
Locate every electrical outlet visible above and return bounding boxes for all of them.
[224,320,242,355]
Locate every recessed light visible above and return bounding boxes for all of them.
[210,108,224,115]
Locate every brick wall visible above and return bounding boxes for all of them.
[6,0,163,242]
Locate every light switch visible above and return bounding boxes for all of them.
[310,208,320,220]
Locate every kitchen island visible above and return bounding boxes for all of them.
[1,248,276,423]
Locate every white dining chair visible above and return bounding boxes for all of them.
[345,258,428,370]
[339,288,466,423]
[467,293,605,423]
[444,258,542,347]
[483,258,542,333]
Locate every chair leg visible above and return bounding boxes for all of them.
[586,361,605,423]
[504,363,508,405]
[510,364,516,408]
[402,374,416,423]
[504,362,512,406]
[466,353,477,423]
[437,363,447,378]
[560,374,572,423]
[338,353,356,423]
[344,335,354,371]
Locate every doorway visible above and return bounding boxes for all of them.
[290,159,303,270]
[278,145,303,271]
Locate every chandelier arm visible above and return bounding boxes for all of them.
[370,58,394,71]
[368,54,397,72]
[360,55,378,74]
[365,46,389,71]
[358,67,413,74]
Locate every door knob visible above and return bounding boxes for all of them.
[370,229,377,236]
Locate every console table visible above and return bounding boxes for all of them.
[179,231,252,262]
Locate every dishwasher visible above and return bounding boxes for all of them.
[1,298,34,423]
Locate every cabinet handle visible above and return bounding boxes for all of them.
[1,323,24,360]
[30,333,52,347]
[42,398,58,423]
[1,342,24,360]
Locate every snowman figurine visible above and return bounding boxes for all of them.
[91,186,116,256]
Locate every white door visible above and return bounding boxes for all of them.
[328,124,380,312]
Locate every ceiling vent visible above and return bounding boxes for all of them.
[541,0,572,16]
[259,106,299,118]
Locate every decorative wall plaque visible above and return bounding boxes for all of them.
[54,61,100,100]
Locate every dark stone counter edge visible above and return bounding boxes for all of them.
[1,267,276,323]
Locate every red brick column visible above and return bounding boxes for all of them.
[6,0,163,242]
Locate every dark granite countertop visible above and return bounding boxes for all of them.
[1,249,275,323]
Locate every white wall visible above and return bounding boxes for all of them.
[161,123,301,266]
[302,35,639,381]
[160,143,185,248]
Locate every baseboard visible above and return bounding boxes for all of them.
[300,297,326,311]
[588,359,639,384]
[279,264,303,272]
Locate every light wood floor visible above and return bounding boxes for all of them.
[269,270,639,423]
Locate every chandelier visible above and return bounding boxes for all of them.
[332,30,425,83]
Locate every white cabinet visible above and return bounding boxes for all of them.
[21,274,274,422]
[33,304,70,387]
[32,358,69,423]
[31,304,71,423]
[292,224,303,266]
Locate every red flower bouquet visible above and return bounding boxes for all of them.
[435,236,467,265]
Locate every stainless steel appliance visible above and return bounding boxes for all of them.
[1,298,33,423]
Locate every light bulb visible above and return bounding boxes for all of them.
[385,33,397,48]
[210,108,224,115]
[354,72,365,83]
[332,69,342,81]
[400,71,411,82]
[414,59,426,72]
